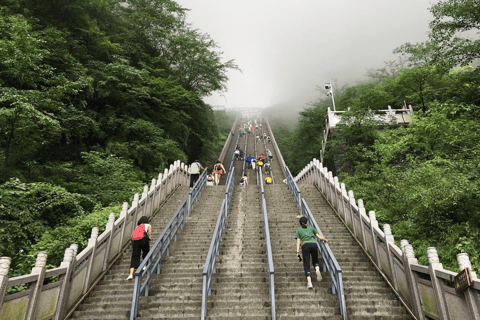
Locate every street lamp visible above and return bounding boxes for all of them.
[325,80,336,111]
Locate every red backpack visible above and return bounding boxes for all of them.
[132,224,147,241]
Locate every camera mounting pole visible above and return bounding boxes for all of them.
[325,80,336,111]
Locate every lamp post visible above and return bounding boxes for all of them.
[325,80,336,111]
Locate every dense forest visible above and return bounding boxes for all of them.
[269,0,480,273]
[0,0,236,280]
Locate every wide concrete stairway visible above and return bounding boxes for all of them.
[69,185,226,319]
[135,185,226,319]
[70,186,190,319]
[265,184,342,319]
[300,184,412,319]
[206,185,272,319]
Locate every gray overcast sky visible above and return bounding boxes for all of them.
[175,0,436,110]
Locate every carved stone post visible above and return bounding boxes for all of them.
[167,164,175,194]
[333,177,340,211]
[118,202,128,249]
[149,178,156,215]
[25,252,48,320]
[457,253,480,319]
[403,244,425,319]
[347,190,356,232]
[163,168,169,200]
[340,183,347,220]
[327,171,334,203]
[54,248,75,320]
[83,228,99,294]
[141,185,148,217]
[132,193,140,228]
[103,213,116,270]
[369,211,381,267]
[0,257,11,306]
[357,199,368,249]
[427,247,448,319]
[383,224,399,290]
[156,173,163,207]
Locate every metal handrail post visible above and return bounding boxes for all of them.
[201,168,235,320]
[259,170,276,320]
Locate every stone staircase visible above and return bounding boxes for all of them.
[134,186,226,319]
[68,185,226,319]
[300,184,413,319]
[206,185,272,319]
[265,184,342,319]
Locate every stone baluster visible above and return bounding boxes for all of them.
[25,252,48,320]
[163,168,169,200]
[168,164,174,194]
[83,228,99,294]
[0,257,12,306]
[427,247,448,319]
[357,199,368,249]
[172,161,178,188]
[457,253,480,319]
[149,178,156,215]
[180,163,185,185]
[118,202,129,249]
[156,173,163,207]
[103,213,116,270]
[402,244,425,319]
[333,177,340,211]
[369,211,381,267]
[383,224,399,290]
[131,193,140,227]
[54,248,75,320]
[340,183,347,219]
[141,185,148,217]
[327,171,334,203]
[347,190,356,232]
[132,193,139,208]
[70,244,78,257]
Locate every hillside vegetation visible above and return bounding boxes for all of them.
[0,0,236,279]
[271,0,480,273]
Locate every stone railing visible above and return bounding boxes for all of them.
[0,160,190,320]
[295,159,480,320]
[320,106,414,162]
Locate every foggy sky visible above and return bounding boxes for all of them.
[175,0,436,110]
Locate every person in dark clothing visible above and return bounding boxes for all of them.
[295,217,328,289]
[127,216,152,280]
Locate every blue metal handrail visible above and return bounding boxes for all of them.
[188,168,208,216]
[259,170,276,319]
[129,200,188,320]
[201,167,235,320]
[286,166,301,214]
[301,199,347,320]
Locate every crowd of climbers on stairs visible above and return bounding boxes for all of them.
[2,118,432,320]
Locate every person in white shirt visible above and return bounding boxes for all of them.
[189,160,204,187]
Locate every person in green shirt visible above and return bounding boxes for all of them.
[295,217,328,289]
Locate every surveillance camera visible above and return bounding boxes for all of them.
[325,85,330,90]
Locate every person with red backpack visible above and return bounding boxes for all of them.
[127,216,152,280]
